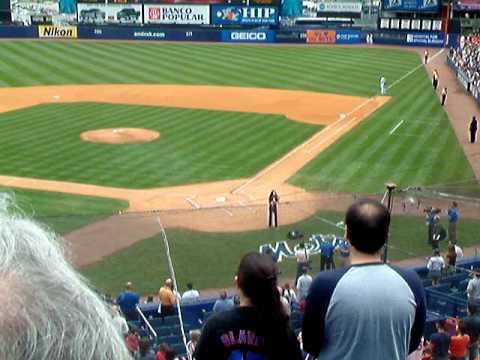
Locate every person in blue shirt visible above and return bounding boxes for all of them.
[448,201,459,244]
[116,282,140,321]
[320,240,335,271]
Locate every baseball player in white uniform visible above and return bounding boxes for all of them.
[380,76,386,95]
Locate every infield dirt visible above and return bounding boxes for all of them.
[0,84,391,265]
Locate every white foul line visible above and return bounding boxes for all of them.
[388,49,444,91]
[389,120,404,135]
[185,197,200,209]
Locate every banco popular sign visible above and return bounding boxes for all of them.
[145,5,210,25]
[38,26,77,39]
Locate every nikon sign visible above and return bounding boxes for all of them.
[39,26,77,39]
[145,5,210,25]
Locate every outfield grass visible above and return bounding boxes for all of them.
[0,187,127,234]
[0,41,475,193]
[81,211,480,295]
[0,103,319,187]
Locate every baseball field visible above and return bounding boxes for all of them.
[0,40,478,295]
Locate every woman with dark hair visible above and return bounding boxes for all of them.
[194,252,302,360]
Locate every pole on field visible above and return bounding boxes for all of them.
[383,182,397,263]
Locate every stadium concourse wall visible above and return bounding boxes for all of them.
[0,24,446,46]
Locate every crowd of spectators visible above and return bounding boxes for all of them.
[450,34,480,94]
[2,192,479,360]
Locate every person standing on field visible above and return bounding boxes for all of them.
[441,87,447,106]
[470,116,478,143]
[380,76,386,95]
[424,49,429,64]
[432,69,439,90]
[268,190,279,228]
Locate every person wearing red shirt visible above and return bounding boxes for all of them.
[449,320,470,360]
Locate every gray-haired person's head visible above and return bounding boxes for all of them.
[0,194,132,359]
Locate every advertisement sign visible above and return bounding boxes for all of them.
[306,29,336,44]
[303,0,362,17]
[335,30,361,44]
[382,0,440,12]
[455,0,480,11]
[212,5,278,25]
[78,26,221,41]
[405,32,444,46]
[38,25,77,38]
[276,30,306,43]
[221,30,275,42]
[380,17,390,29]
[77,3,142,24]
[144,5,209,24]
[401,18,410,29]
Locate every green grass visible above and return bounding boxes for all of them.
[0,103,319,188]
[291,58,478,195]
[81,211,480,295]
[0,41,475,193]
[0,187,127,234]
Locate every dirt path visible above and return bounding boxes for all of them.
[0,84,369,125]
[423,50,480,179]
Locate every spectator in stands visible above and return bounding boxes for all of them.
[446,243,458,274]
[320,239,335,271]
[427,249,445,286]
[467,273,480,304]
[337,238,351,267]
[302,199,426,360]
[429,320,450,360]
[449,320,470,360]
[448,202,460,244]
[0,194,132,359]
[156,343,176,360]
[186,329,201,357]
[296,267,313,302]
[194,252,303,359]
[213,290,235,313]
[139,337,156,360]
[117,282,140,321]
[112,305,129,338]
[456,243,464,259]
[281,282,297,307]
[126,327,141,357]
[159,278,176,318]
[295,241,310,283]
[181,282,200,303]
[144,295,155,304]
[462,302,480,360]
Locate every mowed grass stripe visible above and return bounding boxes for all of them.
[0,102,319,187]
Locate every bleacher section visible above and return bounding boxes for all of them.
[127,258,480,356]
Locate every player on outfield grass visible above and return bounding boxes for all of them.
[380,76,386,95]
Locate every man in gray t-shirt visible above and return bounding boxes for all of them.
[302,199,426,360]
[467,273,480,303]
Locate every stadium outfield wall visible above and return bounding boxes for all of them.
[0,24,446,47]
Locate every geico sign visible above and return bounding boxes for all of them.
[231,32,266,40]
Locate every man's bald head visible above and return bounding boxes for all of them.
[345,199,390,254]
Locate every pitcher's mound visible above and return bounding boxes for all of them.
[80,128,160,144]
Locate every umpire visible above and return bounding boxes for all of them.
[268,190,279,228]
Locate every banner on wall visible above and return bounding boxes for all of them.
[38,25,77,38]
[306,29,336,44]
[144,5,209,24]
[212,5,278,25]
[405,32,444,45]
[382,0,440,12]
[335,29,361,43]
[302,0,362,18]
[221,30,275,42]
[77,3,142,24]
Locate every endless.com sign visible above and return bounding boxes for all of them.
[212,5,278,25]
[38,25,77,38]
[144,5,210,25]
[221,30,275,42]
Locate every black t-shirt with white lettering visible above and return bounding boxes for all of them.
[194,306,302,360]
